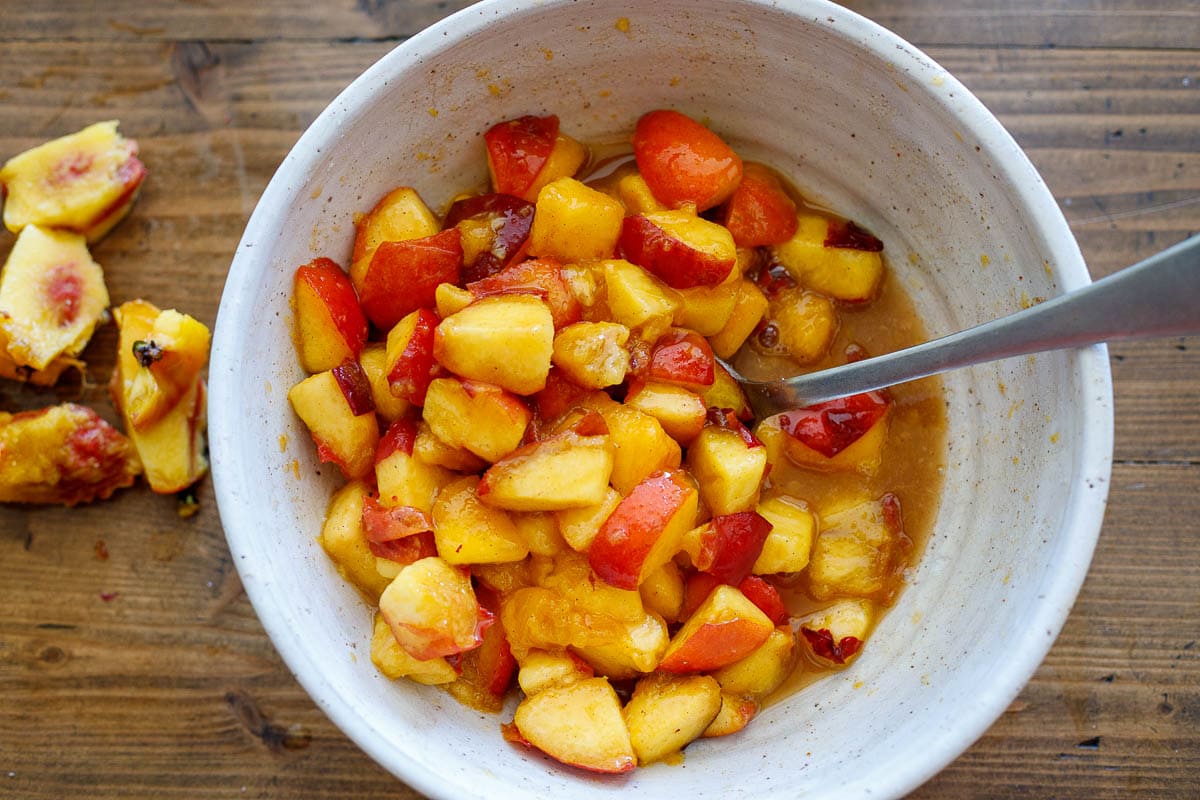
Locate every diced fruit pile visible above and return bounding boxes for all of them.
[289,109,914,772]
[0,122,210,506]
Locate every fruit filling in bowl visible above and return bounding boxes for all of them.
[284,108,946,773]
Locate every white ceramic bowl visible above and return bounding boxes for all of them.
[209,1,1113,797]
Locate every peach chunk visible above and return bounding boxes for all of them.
[374,419,453,513]
[422,377,530,463]
[370,612,458,685]
[478,430,615,512]
[618,210,737,290]
[0,225,109,371]
[292,257,368,374]
[711,627,797,699]
[527,177,625,262]
[623,381,707,445]
[510,677,636,774]
[551,321,630,389]
[589,471,698,590]
[0,403,140,506]
[600,258,681,343]
[124,308,211,430]
[623,672,722,765]
[658,584,774,673]
[796,598,876,665]
[358,344,409,423]
[351,186,439,267]
[0,120,146,242]
[287,362,379,481]
[572,610,670,680]
[685,419,768,516]
[517,649,594,696]
[318,480,392,601]
[379,556,487,661]
[807,494,906,600]
[752,495,817,574]
[431,476,528,565]
[581,394,680,495]
[111,300,208,493]
[772,213,884,303]
[434,294,554,395]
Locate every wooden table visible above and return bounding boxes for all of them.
[1,1,1197,796]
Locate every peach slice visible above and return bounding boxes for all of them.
[774,391,890,475]
[353,227,462,331]
[623,672,722,765]
[422,377,530,463]
[588,470,698,590]
[680,511,774,585]
[0,225,109,371]
[658,584,774,673]
[478,430,615,512]
[673,281,740,337]
[0,120,146,241]
[0,403,140,506]
[517,649,594,696]
[572,611,670,680]
[111,300,208,493]
[433,294,554,395]
[700,361,753,422]
[581,394,681,495]
[638,561,686,623]
[510,676,636,774]
[379,556,488,661]
[702,692,759,738]
[465,258,582,331]
[412,420,487,473]
[444,193,535,283]
[632,109,742,212]
[358,344,409,424]
[293,257,367,374]
[555,486,621,553]
[601,258,681,343]
[484,114,587,201]
[721,162,799,247]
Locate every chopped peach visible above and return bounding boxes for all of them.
[370,612,458,685]
[582,394,681,495]
[673,281,740,337]
[711,627,796,699]
[350,186,439,266]
[287,364,379,481]
[527,177,624,262]
[765,286,839,364]
[639,561,685,623]
[796,599,876,665]
[807,494,905,600]
[517,649,594,696]
[685,420,768,516]
[573,611,669,680]
[618,210,737,289]
[0,404,140,506]
[431,475,528,565]
[0,225,109,371]
[434,294,554,395]
[358,344,409,424]
[616,172,667,214]
[701,361,754,422]
[374,418,453,513]
[512,512,568,557]
[707,278,769,360]
[384,307,439,406]
[721,162,799,247]
[600,258,681,343]
[318,480,392,600]
[773,392,891,475]
[589,471,699,590]
[484,115,586,201]
[292,257,367,373]
[353,228,462,331]
[478,430,615,511]
[412,420,487,473]
[422,377,530,462]
[379,556,488,660]
[623,381,707,445]
[658,584,774,673]
[511,677,635,774]
[624,672,722,764]
[632,109,742,212]
[773,213,884,302]
[123,308,211,431]
[702,692,758,738]
[680,511,773,584]
[551,321,630,389]
[555,486,621,552]
[0,120,145,241]
[753,495,816,574]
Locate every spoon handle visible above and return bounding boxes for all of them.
[741,234,1200,416]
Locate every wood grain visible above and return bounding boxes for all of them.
[0,1,1197,798]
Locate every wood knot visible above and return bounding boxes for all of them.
[225,689,312,752]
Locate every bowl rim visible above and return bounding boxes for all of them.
[209,0,1114,796]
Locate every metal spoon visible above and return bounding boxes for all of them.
[721,234,1200,419]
